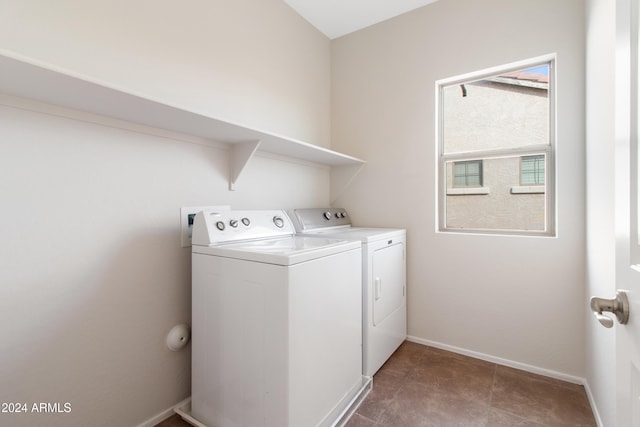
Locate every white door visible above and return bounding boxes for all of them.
[611,0,640,425]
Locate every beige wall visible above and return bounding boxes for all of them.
[0,1,331,426]
[332,0,586,378]
[0,0,331,148]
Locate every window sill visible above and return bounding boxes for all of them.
[447,187,490,195]
[511,186,545,194]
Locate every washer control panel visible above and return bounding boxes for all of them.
[288,208,351,232]
[192,209,294,246]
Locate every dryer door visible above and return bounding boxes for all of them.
[372,242,405,326]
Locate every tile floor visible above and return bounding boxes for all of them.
[344,341,596,427]
[156,341,596,427]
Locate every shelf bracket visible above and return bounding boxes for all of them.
[230,140,261,191]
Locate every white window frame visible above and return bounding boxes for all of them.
[436,54,557,236]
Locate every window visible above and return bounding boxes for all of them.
[437,56,555,235]
[453,160,483,187]
[521,155,545,185]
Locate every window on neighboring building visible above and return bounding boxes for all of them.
[453,160,483,187]
[521,155,545,185]
[437,56,555,236]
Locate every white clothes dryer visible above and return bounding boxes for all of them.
[190,209,370,427]
[288,208,407,377]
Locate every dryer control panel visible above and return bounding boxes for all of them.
[288,208,351,232]
[192,209,294,246]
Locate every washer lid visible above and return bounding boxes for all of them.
[192,236,361,265]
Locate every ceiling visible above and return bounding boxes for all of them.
[283,0,440,39]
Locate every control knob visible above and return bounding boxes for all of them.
[323,211,332,220]
[229,219,238,228]
[215,221,225,231]
[273,216,285,228]
[241,217,250,226]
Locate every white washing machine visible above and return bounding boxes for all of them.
[190,209,370,427]
[288,208,407,377]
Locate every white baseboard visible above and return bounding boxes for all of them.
[582,381,605,427]
[406,335,585,384]
[135,397,191,427]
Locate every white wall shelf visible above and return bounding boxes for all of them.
[0,51,365,194]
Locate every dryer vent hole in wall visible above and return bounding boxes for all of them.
[166,324,191,351]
